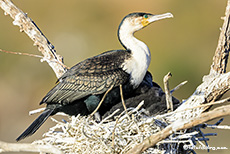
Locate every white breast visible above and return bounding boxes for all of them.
[121,37,151,87]
[118,18,151,87]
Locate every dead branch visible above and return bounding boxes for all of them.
[168,72,230,122]
[126,103,230,154]
[0,0,66,78]
[163,72,173,111]
[0,140,63,154]
[210,0,230,74]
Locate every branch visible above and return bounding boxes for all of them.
[168,72,230,122]
[0,140,63,154]
[0,0,67,78]
[167,0,230,122]
[126,103,230,154]
[163,72,173,111]
[210,0,230,74]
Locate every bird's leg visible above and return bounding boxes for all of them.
[90,85,114,117]
[119,84,131,120]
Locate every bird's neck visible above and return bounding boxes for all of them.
[118,27,151,87]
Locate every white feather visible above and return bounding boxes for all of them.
[119,17,151,87]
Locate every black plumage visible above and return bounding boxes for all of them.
[41,50,131,105]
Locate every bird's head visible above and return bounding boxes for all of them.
[119,12,173,33]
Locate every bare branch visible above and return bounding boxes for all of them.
[0,0,67,78]
[168,70,230,122]
[126,103,230,154]
[163,72,173,111]
[0,140,63,154]
[210,0,230,74]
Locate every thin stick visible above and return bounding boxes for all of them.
[82,118,98,141]
[111,109,125,148]
[99,109,120,124]
[206,125,230,129]
[29,107,46,115]
[0,48,43,58]
[90,85,114,117]
[170,80,188,93]
[0,48,70,69]
[163,72,173,111]
[119,85,130,120]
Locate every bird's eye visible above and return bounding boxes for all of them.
[143,14,148,19]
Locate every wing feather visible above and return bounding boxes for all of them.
[41,50,131,105]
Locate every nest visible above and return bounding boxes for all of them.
[33,101,215,154]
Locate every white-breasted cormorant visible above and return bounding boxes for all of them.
[16,12,173,141]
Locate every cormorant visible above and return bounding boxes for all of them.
[16,12,173,141]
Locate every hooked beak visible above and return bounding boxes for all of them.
[148,12,173,23]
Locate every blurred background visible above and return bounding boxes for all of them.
[0,0,229,153]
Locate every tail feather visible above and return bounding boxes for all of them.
[16,108,54,141]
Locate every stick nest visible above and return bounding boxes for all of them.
[33,102,203,154]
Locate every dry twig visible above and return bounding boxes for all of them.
[0,140,63,154]
[163,72,173,111]
[119,84,130,119]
